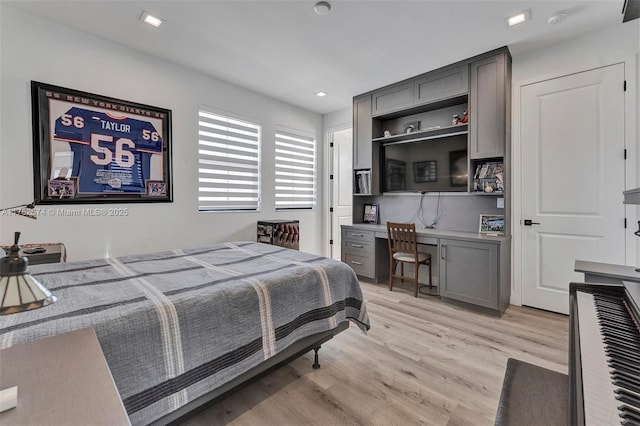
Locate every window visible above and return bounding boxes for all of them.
[198,108,261,211]
[275,130,316,210]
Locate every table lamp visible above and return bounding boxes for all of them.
[0,231,56,315]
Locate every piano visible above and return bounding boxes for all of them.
[570,280,640,425]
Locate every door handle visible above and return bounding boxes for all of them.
[351,244,364,248]
[441,245,446,260]
[523,219,541,226]
[351,260,363,265]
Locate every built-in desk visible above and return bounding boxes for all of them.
[342,224,511,315]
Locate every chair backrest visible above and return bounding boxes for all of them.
[387,222,418,255]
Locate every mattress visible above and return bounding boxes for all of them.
[0,241,369,425]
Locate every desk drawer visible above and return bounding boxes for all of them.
[342,239,373,257]
[341,229,374,242]
[344,253,374,278]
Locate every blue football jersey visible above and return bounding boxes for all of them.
[54,107,163,194]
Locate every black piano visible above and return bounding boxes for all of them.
[569,280,640,425]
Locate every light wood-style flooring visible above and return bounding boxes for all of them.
[182,280,569,425]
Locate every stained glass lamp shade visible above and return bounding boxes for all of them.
[0,232,56,315]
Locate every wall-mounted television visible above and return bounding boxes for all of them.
[381,135,468,193]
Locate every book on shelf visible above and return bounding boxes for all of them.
[473,161,504,192]
[355,170,371,194]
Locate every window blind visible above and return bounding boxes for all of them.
[198,108,261,211]
[275,130,316,210]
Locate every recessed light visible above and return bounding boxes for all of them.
[547,11,568,25]
[315,91,328,97]
[314,1,331,16]
[506,9,531,27]
[140,11,164,28]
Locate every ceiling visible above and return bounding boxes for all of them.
[5,0,626,115]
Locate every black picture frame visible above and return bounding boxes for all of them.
[449,149,468,187]
[31,81,173,204]
[413,160,437,183]
[363,203,379,224]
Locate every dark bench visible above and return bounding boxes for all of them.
[495,358,569,425]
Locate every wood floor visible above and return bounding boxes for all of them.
[182,280,569,425]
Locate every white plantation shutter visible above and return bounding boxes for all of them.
[275,130,316,210]
[198,108,261,211]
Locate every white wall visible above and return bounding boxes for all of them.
[0,5,324,260]
[510,21,639,304]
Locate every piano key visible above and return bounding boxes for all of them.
[602,329,640,342]
[577,291,621,425]
[613,377,640,396]
[621,411,640,426]
[616,393,640,410]
[619,403,640,420]
[603,335,640,348]
[606,347,640,363]
[612,371,640,388]
[600,322,637,333]
[599,318,639,330]
[609,364,640,382]
[609,359,640,375]
[615,388,640,405]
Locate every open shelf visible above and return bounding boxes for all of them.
[373,124,468,145]
[473,191,504,196]
[472,158,504,194]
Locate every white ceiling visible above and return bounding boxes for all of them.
[5,0,626,114]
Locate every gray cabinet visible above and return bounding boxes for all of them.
[439,238,509,313]
[353,94,373,170]
[415,64,469,105]
[371,82,414,116]
[469,53,507,159]
[341,227,388,282]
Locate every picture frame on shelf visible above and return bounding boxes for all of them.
[403,121,420,134]
[31,81,173,204]
[413,161,437,183]
[479,214,504,235]
[363,203,380,224]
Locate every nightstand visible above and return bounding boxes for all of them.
[1,242,66,265]
[0,327,130,425]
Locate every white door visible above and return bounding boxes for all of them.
[521,64,626,314]
[330,128,353,260]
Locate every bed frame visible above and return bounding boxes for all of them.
[152,321,350,425]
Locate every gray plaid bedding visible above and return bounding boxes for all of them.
[0,241,369,425]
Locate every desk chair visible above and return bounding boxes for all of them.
[386,222,433,297]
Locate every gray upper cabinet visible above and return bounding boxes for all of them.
[415,64,469,105]
[469,53,507,159]
[371,82,415,116]
[353,94,372,170]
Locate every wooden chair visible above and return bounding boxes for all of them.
[387,222,433,297]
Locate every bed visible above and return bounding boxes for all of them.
[0,241,370,425]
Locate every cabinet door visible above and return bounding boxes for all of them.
[353,94,372,170]
[415,65,469,105]
[469,53,506,159]
[371,82,415,116]
[439,239,498,309]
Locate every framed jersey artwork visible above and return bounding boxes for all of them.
[31,81,173,204]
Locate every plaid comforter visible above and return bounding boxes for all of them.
[0,241,369,425]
